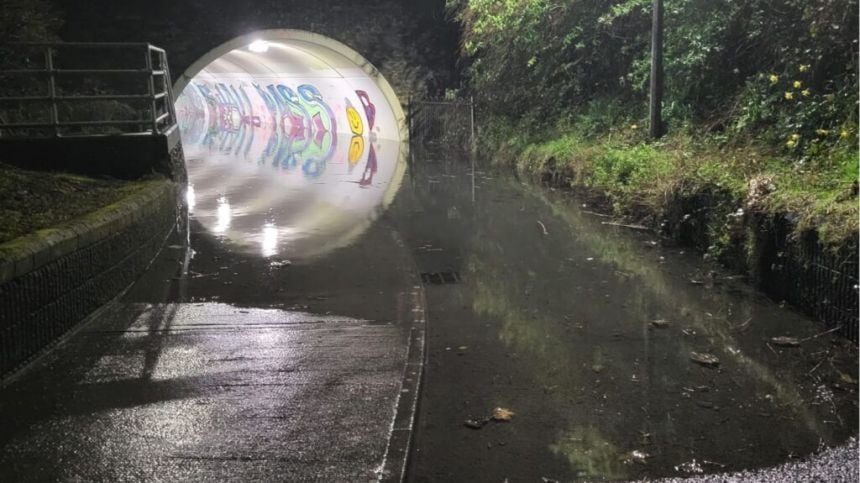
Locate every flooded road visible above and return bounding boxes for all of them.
[394,153,858,481]
[0,132,856,481]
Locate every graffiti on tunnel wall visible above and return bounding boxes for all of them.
[177,79,383,185]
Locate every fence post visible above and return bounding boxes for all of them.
[160,48,177,129]
[469,96,476,157]
[145,46,158,134]
[45,47,60,137]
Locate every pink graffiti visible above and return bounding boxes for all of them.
[356,90,376,131]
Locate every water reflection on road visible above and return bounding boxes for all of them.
[398,152,858,482]
[181,110,406,262]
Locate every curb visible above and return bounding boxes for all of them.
[0,180,173,284]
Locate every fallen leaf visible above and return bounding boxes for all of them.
[840,373,858,385]
[690,352,720,367]
[492,407,515,421]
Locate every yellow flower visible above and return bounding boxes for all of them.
[785,139,797,149]
[769,74,779,84]
[784,91,794,100]
[801,89,811,97]
[840,130,851,140]
[799,64,810,73]
[630,124,639,130]
[793,80,802,89]
[789,133,801,141]
[815,129,830,136]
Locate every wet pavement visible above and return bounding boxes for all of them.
[0,139,857,481]
[0,137,422,481]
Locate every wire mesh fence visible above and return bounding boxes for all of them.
[408,98,474,155]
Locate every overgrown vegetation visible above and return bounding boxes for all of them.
[0,163,145,244]
[449,0,858,247]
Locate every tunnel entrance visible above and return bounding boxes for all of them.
[174,30,408,260]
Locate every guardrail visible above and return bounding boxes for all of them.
[0,42,177,137]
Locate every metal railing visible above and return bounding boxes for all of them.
[0,42,177,137]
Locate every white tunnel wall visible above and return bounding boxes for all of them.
[172,31,408,260]
[175,33,405,150]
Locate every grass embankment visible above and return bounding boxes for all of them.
[0,162,147,244]
[485,126,858,252]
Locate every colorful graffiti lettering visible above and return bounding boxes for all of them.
[179,80,390,182]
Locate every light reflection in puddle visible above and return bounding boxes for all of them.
[261,222,278,258]
[213,196,231,234]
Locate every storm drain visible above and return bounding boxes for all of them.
[421,271,461,285]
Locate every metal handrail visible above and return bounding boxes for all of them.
[0,42,177,137]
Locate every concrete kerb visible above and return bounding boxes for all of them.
[0,179,175,286]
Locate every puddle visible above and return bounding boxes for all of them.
[397,155,858,481]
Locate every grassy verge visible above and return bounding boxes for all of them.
[0,163,150,244]
[482,123,858,250]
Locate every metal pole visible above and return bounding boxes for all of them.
[470,96,476,203]
[649,0,664,139]
[162,50,177,129]
[469,96,476,155]
[45,47,60,137]
[145,47,158,134]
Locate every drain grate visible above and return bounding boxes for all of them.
[421,271,461,285]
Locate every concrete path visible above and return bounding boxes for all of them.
[0,145,424,482]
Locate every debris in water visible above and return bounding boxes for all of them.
[649,319,670,329]
[840,373,859,385]
[682,328,697,336]
[675,459,704,474]
[601,221,649,231]
[269,259,292,268]
[464,418,489,430]
[621,450,650,465]
[541,477,560,483]
[770,336,801,347]
[167,244,183,249]
[690,352,720,367]
[537,220,549,235]
[591,364,605,374]
[689,279,705,285]
[492,407,515,422]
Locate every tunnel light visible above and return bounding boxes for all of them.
[248,40,269,53]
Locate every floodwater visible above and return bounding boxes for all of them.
[5,126,853,481]
[179,135,857,480]
[393,151,858,481]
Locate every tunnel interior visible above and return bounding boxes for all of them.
[174,30,407,260]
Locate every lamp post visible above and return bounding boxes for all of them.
[649,0,664,139]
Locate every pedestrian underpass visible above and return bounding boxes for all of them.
[174,30,408,259]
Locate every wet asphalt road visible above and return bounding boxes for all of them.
[1,143,857,482]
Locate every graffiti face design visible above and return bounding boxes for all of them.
[346,101,364,136]
[348,136,365,165]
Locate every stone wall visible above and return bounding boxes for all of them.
[53,0,459,100]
